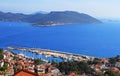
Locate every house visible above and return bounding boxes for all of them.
[0,60,4,67]
[100,64,107,70]
[13,69,41,76]
[115,62,120,68]
[51,68,60,76]
[111,67,120,73]
[69,72,76,76]
[36,65,46,74]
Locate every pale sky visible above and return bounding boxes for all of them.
[0,0,120,18]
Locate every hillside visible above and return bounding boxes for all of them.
[0,11,102,26]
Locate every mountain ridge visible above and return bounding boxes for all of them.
[0,11,102,26]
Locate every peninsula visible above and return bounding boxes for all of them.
[0,11,102,26]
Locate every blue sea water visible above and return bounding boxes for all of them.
[0,22,120,58]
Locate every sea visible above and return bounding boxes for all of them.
[0,22,120,58]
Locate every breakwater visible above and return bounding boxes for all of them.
[7,46,95,61]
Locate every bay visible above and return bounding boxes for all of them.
[0,22,120,58]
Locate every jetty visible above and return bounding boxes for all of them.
[7,46,95,62]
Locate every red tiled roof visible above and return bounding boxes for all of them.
[44,73,51,76]
[111,67,119,73]
[69,72,76,76]
[24,62,29,66]
[13,69,41,76]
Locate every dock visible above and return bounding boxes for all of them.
[7,46,95,61]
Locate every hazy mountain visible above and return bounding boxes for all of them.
[34,11,49,14]
[0,11,102,26]
[0,11,27,22]
[100,18,120,23]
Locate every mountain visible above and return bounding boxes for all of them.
[34,11,49,14]
[100,18,120,23]
[0,11,102,26]
[0,11,27,22]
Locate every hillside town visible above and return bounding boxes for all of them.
[0,48,120,76]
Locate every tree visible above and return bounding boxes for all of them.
[94,73,103,76]
[0,64,8,76]
[109,55,120,64]
[57,61,92,75]
[34,58,44,65]
[0,48,3,53]
[109,58,116,64]
[104,70,119,76]
[77,61,92,74]
[51,60,56,65]
[92,58,101,64]
[51,59,58,67]
[34,65,38,74]
[0,53,3,60]
[0,48,3,60]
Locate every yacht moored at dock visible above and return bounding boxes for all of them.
[7,46,95,62]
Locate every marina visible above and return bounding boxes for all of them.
[7,46,95,62]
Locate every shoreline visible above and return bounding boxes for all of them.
[7,46,95,62]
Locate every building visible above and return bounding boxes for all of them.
[13,69,42,76]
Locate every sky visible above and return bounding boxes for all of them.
[0,0,120,18]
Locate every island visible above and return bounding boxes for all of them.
[0,11,102,26]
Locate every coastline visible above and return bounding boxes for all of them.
[7,46,95,62]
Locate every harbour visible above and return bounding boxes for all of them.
[7,46,95,62]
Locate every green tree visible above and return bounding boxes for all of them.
[0,53,3,60]
[58,61,92,74]
[77,61,92,74]
[0,48,3,60]
[104,70,119,76]
[92,58,101,64]
[34,58,44,65]
[0,64,8,76]
[0,48,3,52]
[109,58,116,64]
[94,73,103,76]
